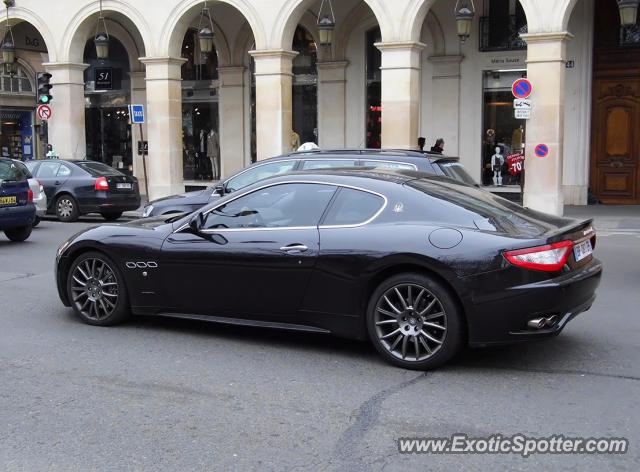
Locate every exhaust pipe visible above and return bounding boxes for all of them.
[528,315,559,330]
[527,318,546,329]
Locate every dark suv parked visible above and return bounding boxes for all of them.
[143,149,477,217]
[0,158,36,242]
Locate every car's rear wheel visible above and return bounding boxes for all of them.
[55,195,79,222]
[101,211,123,221]
[4,225,32,242]
[367,273,463,370]
[67,251,129,326]
[32,216,40,227]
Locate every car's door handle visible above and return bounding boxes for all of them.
[54,181,62,185]
[280,244,308,254]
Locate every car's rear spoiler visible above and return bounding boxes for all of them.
[546,218,595,243]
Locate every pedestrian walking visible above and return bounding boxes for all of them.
[45,144,59,159]
[430,138,444,154]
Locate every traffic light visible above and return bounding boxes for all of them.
[36,72,53,104]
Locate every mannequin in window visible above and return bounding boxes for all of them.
[207,128,220,180]
[291,130,301,152]
[491,146,505,186]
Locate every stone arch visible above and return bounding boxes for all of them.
[233,21,256,66]
[61,0,152,64]
[420,10,446,57]
[273,0,392,52]
[333,2,379,61]
[162,0,265,58]
[1,6,55,61]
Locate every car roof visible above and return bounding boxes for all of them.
[260,167,437,186]
[270,148,459,163]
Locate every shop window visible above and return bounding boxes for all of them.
[481,70,526,188]
[366,27,382,149]
[181,28,220,182]
[0,65,33,94]
[292,27,318,148]
[479,0,527,52]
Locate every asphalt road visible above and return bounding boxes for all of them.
[1,216,638,471]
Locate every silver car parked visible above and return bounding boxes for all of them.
[12,160,47,227]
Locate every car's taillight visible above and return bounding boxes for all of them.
[37,180,44,192]
[27,188,33,203]
[95,176,109,191]
[504,240,573,272]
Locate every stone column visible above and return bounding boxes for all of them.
[428,55,463,157]
[521,32,573,216]
[42,62,88,159]
[129,71,148,196]
[140,57,186,201]
[376,42,425,149]
[249,50,297,160]
[317,61,348,149]
[218,66,246,178]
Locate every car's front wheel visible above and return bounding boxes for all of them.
[367,273,463,370]
[67,251,130,326]
[32,216,40,227]
[4,225,32,242]
[101,211,123,221]
[55,195,79,222]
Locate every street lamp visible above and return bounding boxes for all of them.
[454,0,476,43]
[197,2,215,54]
[617,0,639,27]
[2,0,16,75]
[94,0,110,59]
[317,0,336,47]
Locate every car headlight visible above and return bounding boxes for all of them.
[142,205,154,217]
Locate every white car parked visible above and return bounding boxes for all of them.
[11,160,47,227]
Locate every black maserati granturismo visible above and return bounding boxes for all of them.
[55,170,602,370]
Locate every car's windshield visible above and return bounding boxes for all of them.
[0,160,27,183]
[76,161,124,177]
[437,161,477,186]
[11,161,33,179]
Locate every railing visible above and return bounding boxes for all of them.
[479,15,528,52]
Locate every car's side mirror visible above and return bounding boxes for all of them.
[214,183,225,196]
[189,212,205,233]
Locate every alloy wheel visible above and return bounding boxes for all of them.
[57,198,74,219]
[70,258,119,321]
[374,283,447,361]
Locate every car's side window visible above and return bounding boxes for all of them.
[225,161,297,193]
[203,183,337,230]
[36,162,61,178]
[300,159,358,170]
[321,187,385,226]
[361,160,416,171]
[57,165,72,177]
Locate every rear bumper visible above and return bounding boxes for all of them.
[0,203,36,230]
[34,194,47,217]
[78,193,141,214]
[466,258,603,346]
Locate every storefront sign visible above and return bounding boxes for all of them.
[486,56,524,67]
[507,153,525,175]
[95,68,113,90]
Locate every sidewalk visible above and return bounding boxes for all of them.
[565,205,640,232]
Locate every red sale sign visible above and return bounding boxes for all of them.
[507,153,525,175]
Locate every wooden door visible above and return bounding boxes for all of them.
[591,79,640,204]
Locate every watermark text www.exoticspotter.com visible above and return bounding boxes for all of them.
[397,434,628,458]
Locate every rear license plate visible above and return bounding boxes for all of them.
[117,183,132,189]
[573,239,593,262]
[0,196,17,206]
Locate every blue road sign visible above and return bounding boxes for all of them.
[535,144,549,158]
[129,104,145,124]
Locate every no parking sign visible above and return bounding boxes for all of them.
[535,144,549,158]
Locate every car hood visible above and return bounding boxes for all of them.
[122,214,183,229]
[150,188,212,205]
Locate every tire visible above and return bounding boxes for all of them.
[55,194,79,222]
[101,211,123,221]
[33,216,40,227]
[366,272,463,370]
[66,251,130,326]
[4,225,32,242]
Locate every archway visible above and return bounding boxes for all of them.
[0,17,50,160]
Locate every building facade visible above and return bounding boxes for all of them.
[1,0,639,215]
